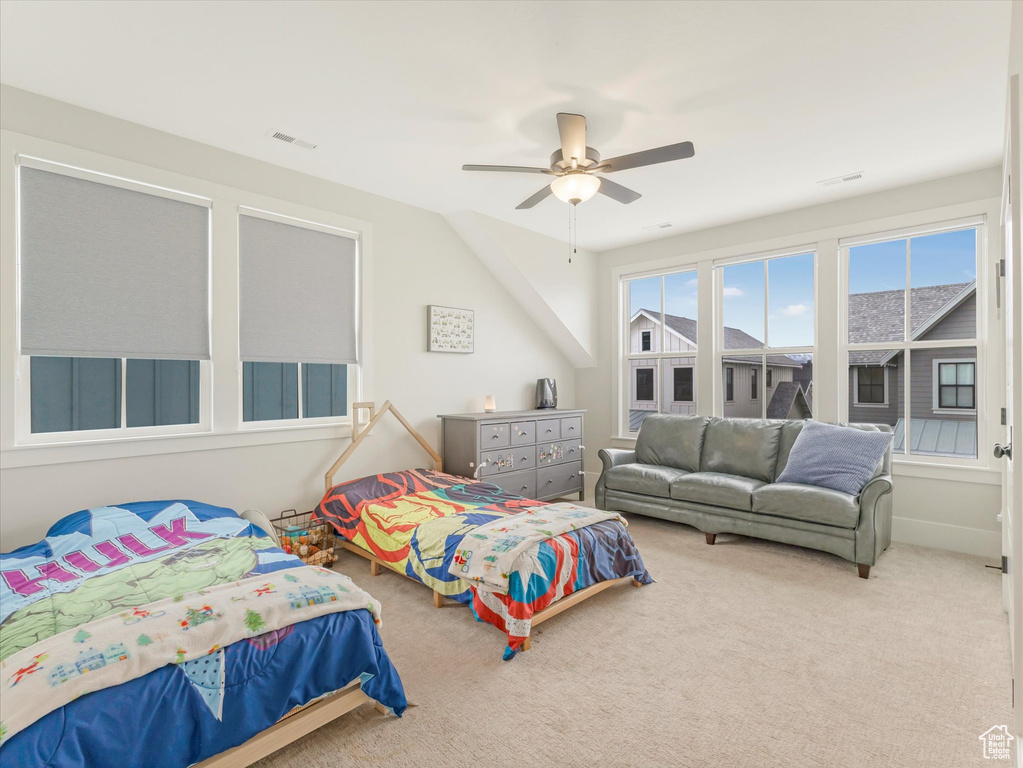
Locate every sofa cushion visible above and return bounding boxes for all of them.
[774,421,889,480]
[776,421,893,495]
[604,464,690,497]
[699,418,782,483]
[752,482,860,529]
[670,472,766,511]
[636,414,709,472]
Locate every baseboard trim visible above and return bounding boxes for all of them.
[892,516,1000,559]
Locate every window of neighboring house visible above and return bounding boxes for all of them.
[855,367,887,405]
[239,212,358,424]
[935,360,976,410]
[19,162,210,440]
[636,368,655,401]
[845,223,980,460]
[623,270,697,432]
[717,250,815,419]
[725,367,734,402]
[673,367,694,402]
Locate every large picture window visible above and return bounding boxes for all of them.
[716,251,815,420]
[624,269,698,432]
[844,223,980,460]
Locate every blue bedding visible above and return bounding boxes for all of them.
[0,500,406,768]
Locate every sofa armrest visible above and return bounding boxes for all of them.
[598,448,638,473]
[855,474,894,566]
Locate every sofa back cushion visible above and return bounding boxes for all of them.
[635,414,709,472]
[700,418,782,483]
[775,421,892,480]
[775,420,894,495]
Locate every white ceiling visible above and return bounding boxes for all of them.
[0,0,1012,251]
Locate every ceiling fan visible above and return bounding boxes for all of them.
[462,112,695,209]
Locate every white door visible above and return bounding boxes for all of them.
[1002,73,1022,747]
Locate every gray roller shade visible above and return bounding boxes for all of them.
[19,166,210,360]
[239,214,358,365]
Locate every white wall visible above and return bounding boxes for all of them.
[580,166,1005,558]
[0,86,577,550]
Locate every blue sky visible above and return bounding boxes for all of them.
[629,270,697,319]
[848,228,976,294]
[723,252,814,348]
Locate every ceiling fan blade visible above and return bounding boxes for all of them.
[556,113,587,165]
[515,184,553,210]
[597,177,642,204]
[600,141,695,173]
[462,164,552,174]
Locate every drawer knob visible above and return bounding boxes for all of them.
[521,485,528,491]
[546,479,553,485]
[492,435,500,439]
[570,474,576,479]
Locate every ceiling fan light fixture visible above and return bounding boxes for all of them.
[550,173,601,205]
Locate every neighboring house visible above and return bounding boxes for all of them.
[629,309,809,429]
[848,281,977,458]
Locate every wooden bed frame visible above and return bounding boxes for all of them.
[195,681,386,768]
[323,401,644,651]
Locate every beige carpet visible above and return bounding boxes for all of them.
[254,516,1010,768]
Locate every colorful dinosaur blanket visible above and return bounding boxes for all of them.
[1,566,380,743]
[449,503,625,594]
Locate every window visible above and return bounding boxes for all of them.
[623,270,698,431]
[935,360,976,410]
[19,161,210,439]
[845,223,979,460]
[856,367,887,405]
[239,212,358,424]
[636,368,654,401]
[673,367,694,402]
[717,251,814,419]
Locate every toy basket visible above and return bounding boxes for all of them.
[272,509,337,567]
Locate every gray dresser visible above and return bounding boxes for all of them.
[438,409,585,501]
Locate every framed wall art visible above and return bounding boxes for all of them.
[428,305,474,353]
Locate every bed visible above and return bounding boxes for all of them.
[313,403,652,659]
[0,499,406,768]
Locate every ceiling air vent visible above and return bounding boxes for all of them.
[643,222,673,230]
[817,171,863,188]
[269,130,317,150]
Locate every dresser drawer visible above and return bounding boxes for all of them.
[537,461,583,498]
[537,418,561,441]
[481,446,535,476]
[536,439,582,466]
[509,420,536,445]
[560,416,582,439]
[486,469,537,499]
[480,422,510,448]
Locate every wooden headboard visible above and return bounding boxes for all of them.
[323,401,443,492]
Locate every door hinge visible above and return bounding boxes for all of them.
[1002,407,1008,426]
[1001,258,1007,277]
[1003,555,1009,574]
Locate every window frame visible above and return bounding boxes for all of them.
[766,369,772,388]
[852,366,889,407]
[932,358,977,414]
[640,330,651,352]
[839,217,985,467]
[2,132,373,463]
[725,367,734,402]
[751,367,759,401]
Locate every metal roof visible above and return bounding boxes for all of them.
[893,418,977,459]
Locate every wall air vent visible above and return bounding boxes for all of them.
[268,130,317,150]
[817,171,863,187]
[643,222,673,230]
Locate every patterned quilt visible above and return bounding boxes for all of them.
[0,500,406,767]
[315,469,652,658]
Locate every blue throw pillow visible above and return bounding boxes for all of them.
[776,421,892,496]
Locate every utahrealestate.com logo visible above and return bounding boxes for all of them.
[979,726,1014,760]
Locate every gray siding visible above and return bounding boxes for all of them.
[909,347,976,422]
[917,293,976,340]
[849,361,904,427]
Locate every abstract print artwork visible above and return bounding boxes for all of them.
[428,305,474,353]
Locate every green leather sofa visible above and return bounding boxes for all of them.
[595,415,894,579]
